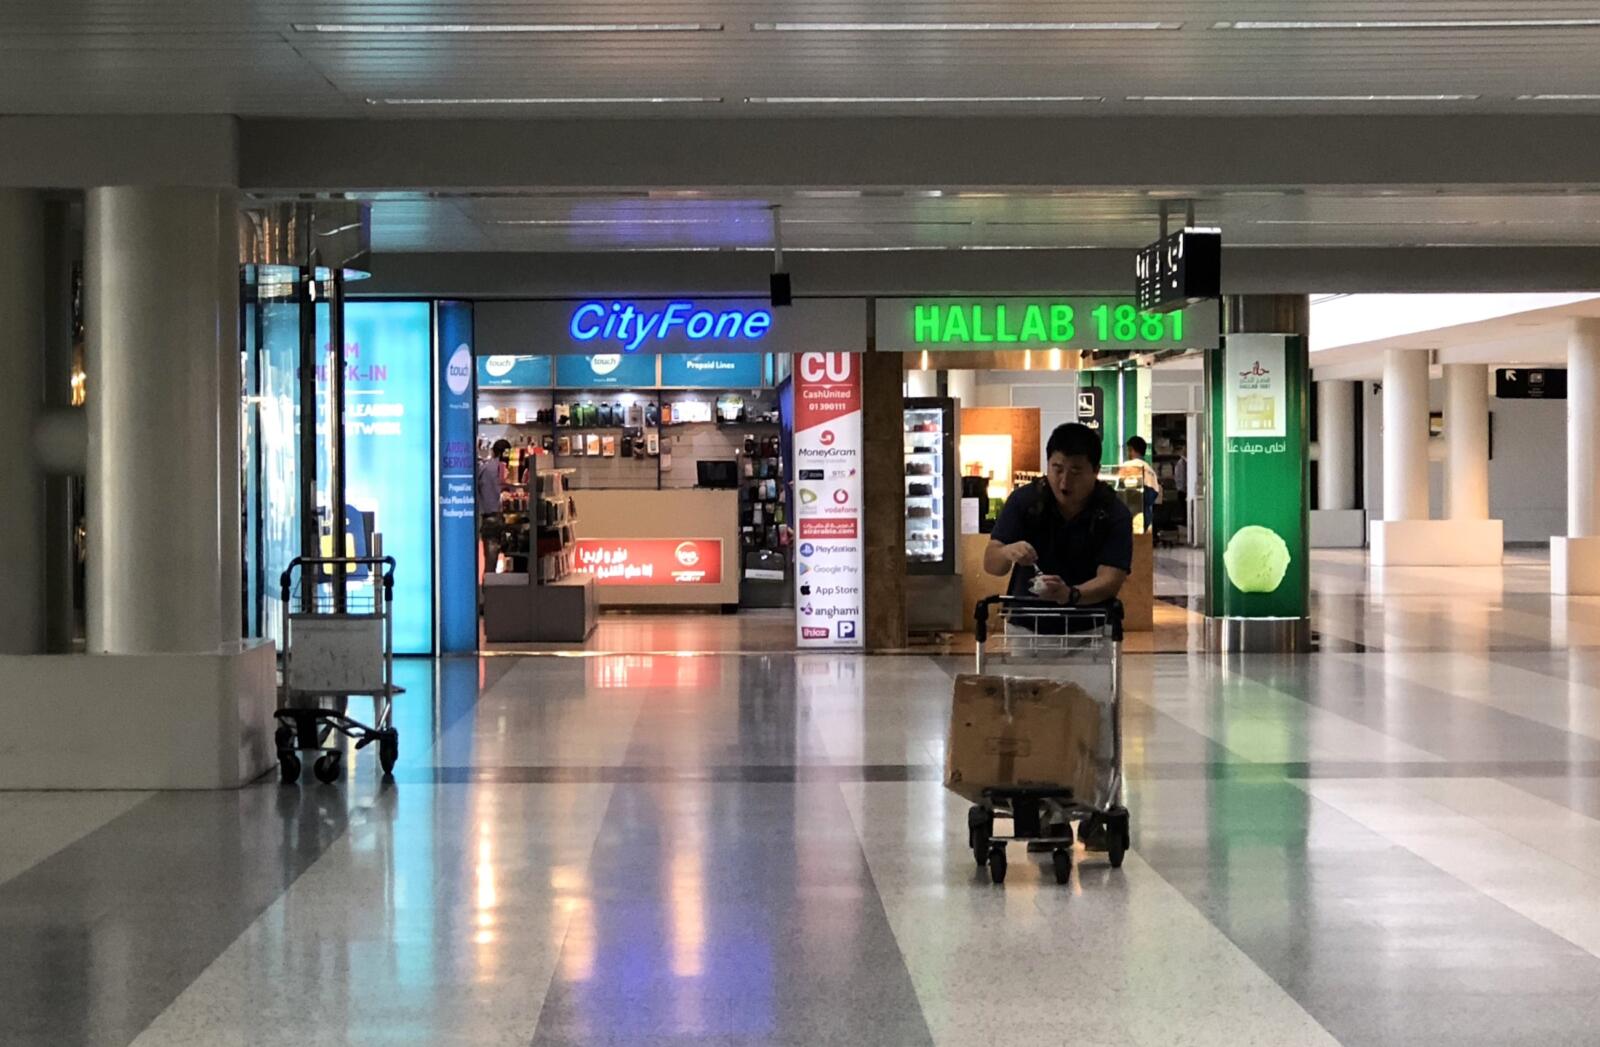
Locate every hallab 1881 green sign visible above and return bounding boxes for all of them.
[874,297,1219,353]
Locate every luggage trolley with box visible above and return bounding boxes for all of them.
[964,595,1130,885]
[273,555,400,784]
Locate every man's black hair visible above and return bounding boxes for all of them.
[1044,422,1102,465]
[491,438,512,458]
[1125,435,1148,457]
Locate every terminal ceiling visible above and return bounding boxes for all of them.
[8,3,1600,260]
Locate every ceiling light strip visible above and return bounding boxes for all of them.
[1517,94,1600,101]
[745,95,1102,104]
[295,22,723,33]
[1128,94,1479,102]
[1216,19,1600,30]
[368,97,722,106]
[753,21,1181,31]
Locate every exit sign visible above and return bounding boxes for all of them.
[1495,368,1566,399]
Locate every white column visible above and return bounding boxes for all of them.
[1569,321,1600,538]
[904,367,936,398]
[86,187,233,654]
[216,194,242,645]
[1382,349,1430,521]
[946,369,976,409]
[1316,379,1356,511]
[1445,363,1490,520]
[0,191,46,654]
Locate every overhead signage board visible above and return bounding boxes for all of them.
[660,353,766,388]
[554,353,658,388]
[874,297,1219,353]
[477,298,866,357]
[793,352,864,650]
[1496,367,1566,399]
[1136,227,1222,314]
[477,354,552,388]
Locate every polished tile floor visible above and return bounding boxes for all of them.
[8,550,1600,1045]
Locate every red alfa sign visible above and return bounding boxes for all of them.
[799,519,858,540]
[574,538,724,586]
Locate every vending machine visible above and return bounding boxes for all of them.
[904,397,963,632]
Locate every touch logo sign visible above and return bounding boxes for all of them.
[445,345,473,396]
[570,300,774,353]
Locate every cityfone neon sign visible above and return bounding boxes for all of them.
[570,300,773,353]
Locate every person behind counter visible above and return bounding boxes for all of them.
[477,439,511,576]
[1120,435,1162,530]
[982,422,1133,607]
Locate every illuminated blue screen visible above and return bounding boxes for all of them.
[344,302,435,654]
[660,353,765,388]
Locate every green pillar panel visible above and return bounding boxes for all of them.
[1206,334,1310,620]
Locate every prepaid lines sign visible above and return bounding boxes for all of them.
[793,352,865,648]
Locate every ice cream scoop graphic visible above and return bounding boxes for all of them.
[1223,525,1291,593]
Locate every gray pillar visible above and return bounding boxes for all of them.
[1382,349,1431,522]
[216,194,242,645]
[1316,379,1357,511]
[1445,363,1490,521]
[86,187,231,654]
[0,191,47,654]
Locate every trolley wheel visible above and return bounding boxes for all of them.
[1052,847,1072,885]
[378,733,399,777]
[967,806,993,867]
[278,752,300,785]
[988,842,1008,884]
[1107,807,1131,870]
[313,753,342,784]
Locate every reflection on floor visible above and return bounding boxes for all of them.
[9,549,1600,1045]
[490,546,1600,656]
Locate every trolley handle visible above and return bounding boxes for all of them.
[280,555,397,603]
[973,594,1124,642]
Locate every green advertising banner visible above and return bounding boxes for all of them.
[1206,334,1310,621]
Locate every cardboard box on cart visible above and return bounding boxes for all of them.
[944,673,1102,805]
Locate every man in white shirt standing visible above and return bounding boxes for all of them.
[1120,436,1162,530]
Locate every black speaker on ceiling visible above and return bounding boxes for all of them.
[769,271,792,308]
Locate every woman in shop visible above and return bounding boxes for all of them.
[477,438,511,580]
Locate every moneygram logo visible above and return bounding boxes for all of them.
[819,430,836,447]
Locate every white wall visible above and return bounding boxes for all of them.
[1488,398,1566,542]
[1364,376,1565,543]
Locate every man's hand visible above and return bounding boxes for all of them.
[1001,541,1039,567]
[1033,574,1074,605]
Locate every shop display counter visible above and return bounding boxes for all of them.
[570,489,741,607]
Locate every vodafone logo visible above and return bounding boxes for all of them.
[832,489,850,505]
[674,541,701,567]
[819,430,836,447]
